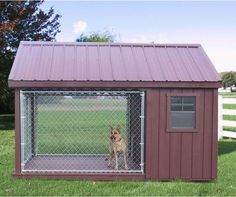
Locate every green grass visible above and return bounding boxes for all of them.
[223,104,236,110]
[36,110,127,154]
[223,115,236,121]
[1,130,236,196]
[223,126,236,132]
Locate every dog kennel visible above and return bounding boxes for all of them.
[9,42,221,180]
[20,90,144,174]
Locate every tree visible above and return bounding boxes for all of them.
[76,31,115,42]
[0,1,61,114]
[222,71,236,89]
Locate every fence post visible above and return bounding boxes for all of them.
[218,95,223,140]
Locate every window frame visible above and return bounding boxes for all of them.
[166,93,200,132]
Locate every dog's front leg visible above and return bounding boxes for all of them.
[114,148,119,170]
[108,155,112,167]
[108,142,113,167]
[123,150,128,170]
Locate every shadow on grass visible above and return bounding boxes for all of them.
[218,140,236,155]
[0,114,14,131]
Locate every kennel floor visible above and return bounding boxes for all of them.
[23,155,141,173]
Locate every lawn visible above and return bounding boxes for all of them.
[36,110,128,154]
[22,97,129,156]
[1,116,236,196]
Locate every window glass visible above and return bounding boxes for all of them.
[183,105,195,111]
[171,96,182,104]
[171,105,182,111]
[183,96,195,104]
[170,96,196,129]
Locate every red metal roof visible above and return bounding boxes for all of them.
[8,41,220,84]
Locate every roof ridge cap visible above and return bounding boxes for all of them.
[20,41,201,48]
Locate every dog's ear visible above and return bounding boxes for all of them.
[116,125,121,133]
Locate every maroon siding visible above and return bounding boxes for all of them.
[191,89,204,179]
[158,89,170,179]
[145,90,152,178]
[15,89,21,174]
[212,89,218,179]
[181,133,192,179]
[145,88,218,180]
[169,89,182,179]
[145,90,159,179]
[180,89,196,179]
[203,90,213,179]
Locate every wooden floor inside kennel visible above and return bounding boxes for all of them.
[23,155,141,173]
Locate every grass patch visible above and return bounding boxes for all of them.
[223,104,236,110]
[223,126,236,132]
[0,130,236,196]
[36,110,127,154]
[223,115,236,121]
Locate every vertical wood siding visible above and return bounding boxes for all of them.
[191,89,204,179]
[158,89,170,179]
[145,88,218,180]
[169,89,182,179]
[145,90,159,179]
[212,89,218,179]
[15,89,21,174]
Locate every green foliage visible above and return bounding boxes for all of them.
[221,71,236,89]
[0,73,14,113]
[76,31,115,42]
[0,114,14,130]
[0,1,61,114]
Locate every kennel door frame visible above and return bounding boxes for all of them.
[20,90,145,174]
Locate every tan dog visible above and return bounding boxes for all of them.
[107,126,128,170]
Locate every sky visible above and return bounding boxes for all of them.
[42,1,236,72]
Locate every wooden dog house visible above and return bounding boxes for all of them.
[8,41,221,180]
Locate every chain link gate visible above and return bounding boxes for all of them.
[20,90,145,174]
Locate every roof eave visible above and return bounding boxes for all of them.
[8,80,222,89]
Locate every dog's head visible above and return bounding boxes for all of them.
[110,126,122,142]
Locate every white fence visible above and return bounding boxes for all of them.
[218,95,236,140]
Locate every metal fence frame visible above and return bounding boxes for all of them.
[20,90,145,174]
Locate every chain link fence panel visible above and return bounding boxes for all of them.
[20,90,144,174]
